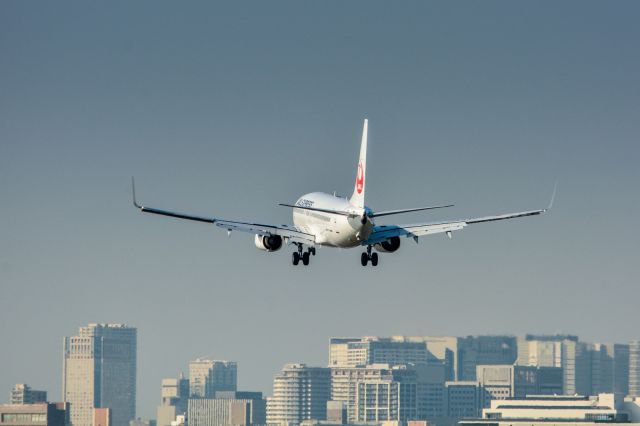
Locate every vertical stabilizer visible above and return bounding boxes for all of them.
[350,119,368,208]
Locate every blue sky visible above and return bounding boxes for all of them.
[1,1,639,419]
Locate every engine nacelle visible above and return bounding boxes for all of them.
[254,234,283,252]
[374,236,401,253]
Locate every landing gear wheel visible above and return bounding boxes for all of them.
[292,252,300,265]
[361,252,369,266]
[371,253,379,266]
[308,247,316,256]
[302,252,310,265]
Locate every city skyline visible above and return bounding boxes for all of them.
[5,327,640,421]
[2,0,640,423]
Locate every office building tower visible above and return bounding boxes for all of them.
[329,337,430,368]
[612,344,630,395]
[266,364,331,426]
[517,335,590,395]
[0,403,68,426]
[94,409,111,426]
[457,336,518,381]
[325,401,346,424]
[589,343,629,395]
[590,344,614,394]
[330,364,428,423]
[355,378,417,423]
[10,385,47,405]
[444,381,482,419]
[189,359,237,398]
[157,375,189,426]
[188,393,265,426]
[62,323,137,426]
[630,341,640,397]
[476,365,563,407]
[421,337,460,381]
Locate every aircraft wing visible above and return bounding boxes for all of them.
[132,179,316,245]
[364,208,547,246]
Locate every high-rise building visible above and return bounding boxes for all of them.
[94,408,112,426]
[330,364,424,423]
[589,343,629,395]
[0,403,68,426]
[444,381,482,420]
[188,394,265,426]
[157,375,189,426]
[330,335,516,383]
[329,337,430,368]
[325,401,346,424]
[612,344,630,395]
[630,341,640,397]
[457,336,518,381]
[10,384,47,405]
[62,323,137,426]
[421,337,460,381]
[355,378,417,423]
[476,365,563,407]
[266,364,331,426]
[189,359,237,398]
[517,335,590,395]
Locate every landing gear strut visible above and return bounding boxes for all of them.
[292,244,314,266]
[361,245,379,267]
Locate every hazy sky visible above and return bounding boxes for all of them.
[1,0,639,419]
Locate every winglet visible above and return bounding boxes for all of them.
[131,177,142,209]
[546,181,558,211]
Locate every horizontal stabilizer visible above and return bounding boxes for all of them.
[370,204,454,218]
[278,203,358,218]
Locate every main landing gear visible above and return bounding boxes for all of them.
[292,244,315,266]
[361,245,378,267]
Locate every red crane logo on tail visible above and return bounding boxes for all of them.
[356,162,364,194]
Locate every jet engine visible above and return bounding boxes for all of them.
[254,234,283,252]
[374,236,401,253]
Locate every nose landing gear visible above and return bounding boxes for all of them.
[361,245,379,267]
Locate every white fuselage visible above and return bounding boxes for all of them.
[292,192,374,247]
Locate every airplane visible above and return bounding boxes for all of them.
[132,119,554,267]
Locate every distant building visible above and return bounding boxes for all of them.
[331,364,412,423]
[590,343,630,395]
[421,336,460,381]
[326,401,346,424]
[188,396,266,426]
[329,337,430,368]
[94,408,111,426]
[354,374,417,423]
[517,334,590,395]
[460,393,639,426]
[10,385,47,405]
[0,402,68,426]
[476,364,563,407]
[329,335,517,383]
[267,364,331,426]
[157,375,189,426]
[330,363,444,423]
[457,336,518,382]
[444,381,482,419]
[129,419,155,426]
[62,323,137,426]
[189,359,237,398]
[630,341,640,397]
